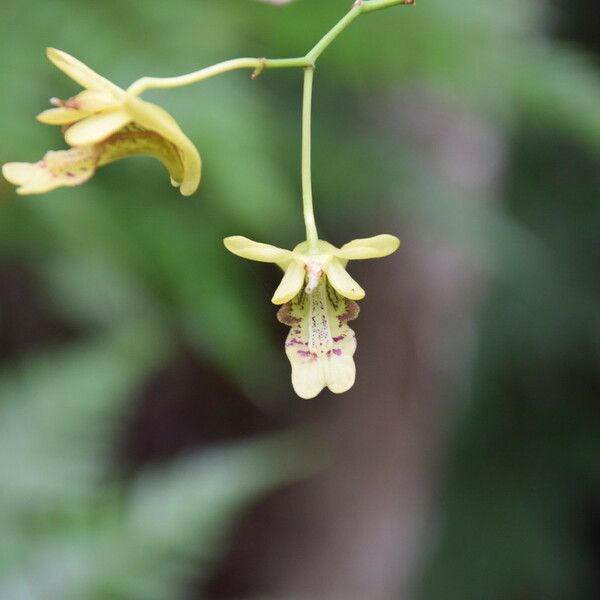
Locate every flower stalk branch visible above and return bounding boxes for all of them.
[305,4,363,63]
[301,67,319,251]
[127,0,415,96]
[127,57,311,96]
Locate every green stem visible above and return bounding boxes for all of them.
[127,56,310,96]
[128,1,414,96]
[126,0,414,246]
[301,67,319,250]
[306,1,414,62]
[306,4,363,63]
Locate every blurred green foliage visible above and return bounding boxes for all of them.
[0,0,599,598]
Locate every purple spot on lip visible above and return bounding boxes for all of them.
[332,335,345,342]
[286,338,305,347]
[297,350,317,361]
[332,348,342,356]
[65,171,75,178]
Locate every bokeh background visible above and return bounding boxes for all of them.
[1,0,599,598]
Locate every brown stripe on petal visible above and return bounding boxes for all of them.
[97,128,185,183]
[325,282,360,324]
[339,297,360,324]
[277,302,301,326]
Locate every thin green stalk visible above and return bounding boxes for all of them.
[301,67,319,250]
[306,4,363,63]
[300,1,413,246]
[127,57,310,96]
[126,0,414,247]
[128,1,414,96]
[306,0,414,62]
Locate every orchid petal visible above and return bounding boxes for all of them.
[64,110,131,146]
[37,91,117,125]
[272,260,305,305]
[324,258,365,300]
[223,236,293,264]
[336,234,400,260]
[37,90,116,125]
[37,107,91,125]
[46,48,123,96]
[2,128,185,195]
[124,96,201,195]
[2,147,99,195]
[277,281,359,399]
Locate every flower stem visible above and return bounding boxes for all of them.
[127,1,414,97]
[305,4,363,63]
[126,0,414,245]
[305,1,415,62]
[301,67,319,251]
[127,57,311,96]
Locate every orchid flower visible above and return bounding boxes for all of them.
[2,48,201,196]
[224,234,400,399]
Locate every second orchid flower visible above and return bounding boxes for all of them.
[224,234,400,399]
[2,49,201,196]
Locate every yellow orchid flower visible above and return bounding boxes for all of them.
[2,48,201,196]
[224,234,400,399]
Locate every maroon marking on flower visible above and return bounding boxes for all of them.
[332,335,345,342]
[277,302,301,326]
[297,350,317,361]
[286,338,306,347]
[65,171,75,178]
[332,348,342,356]
[338,298,360,325]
